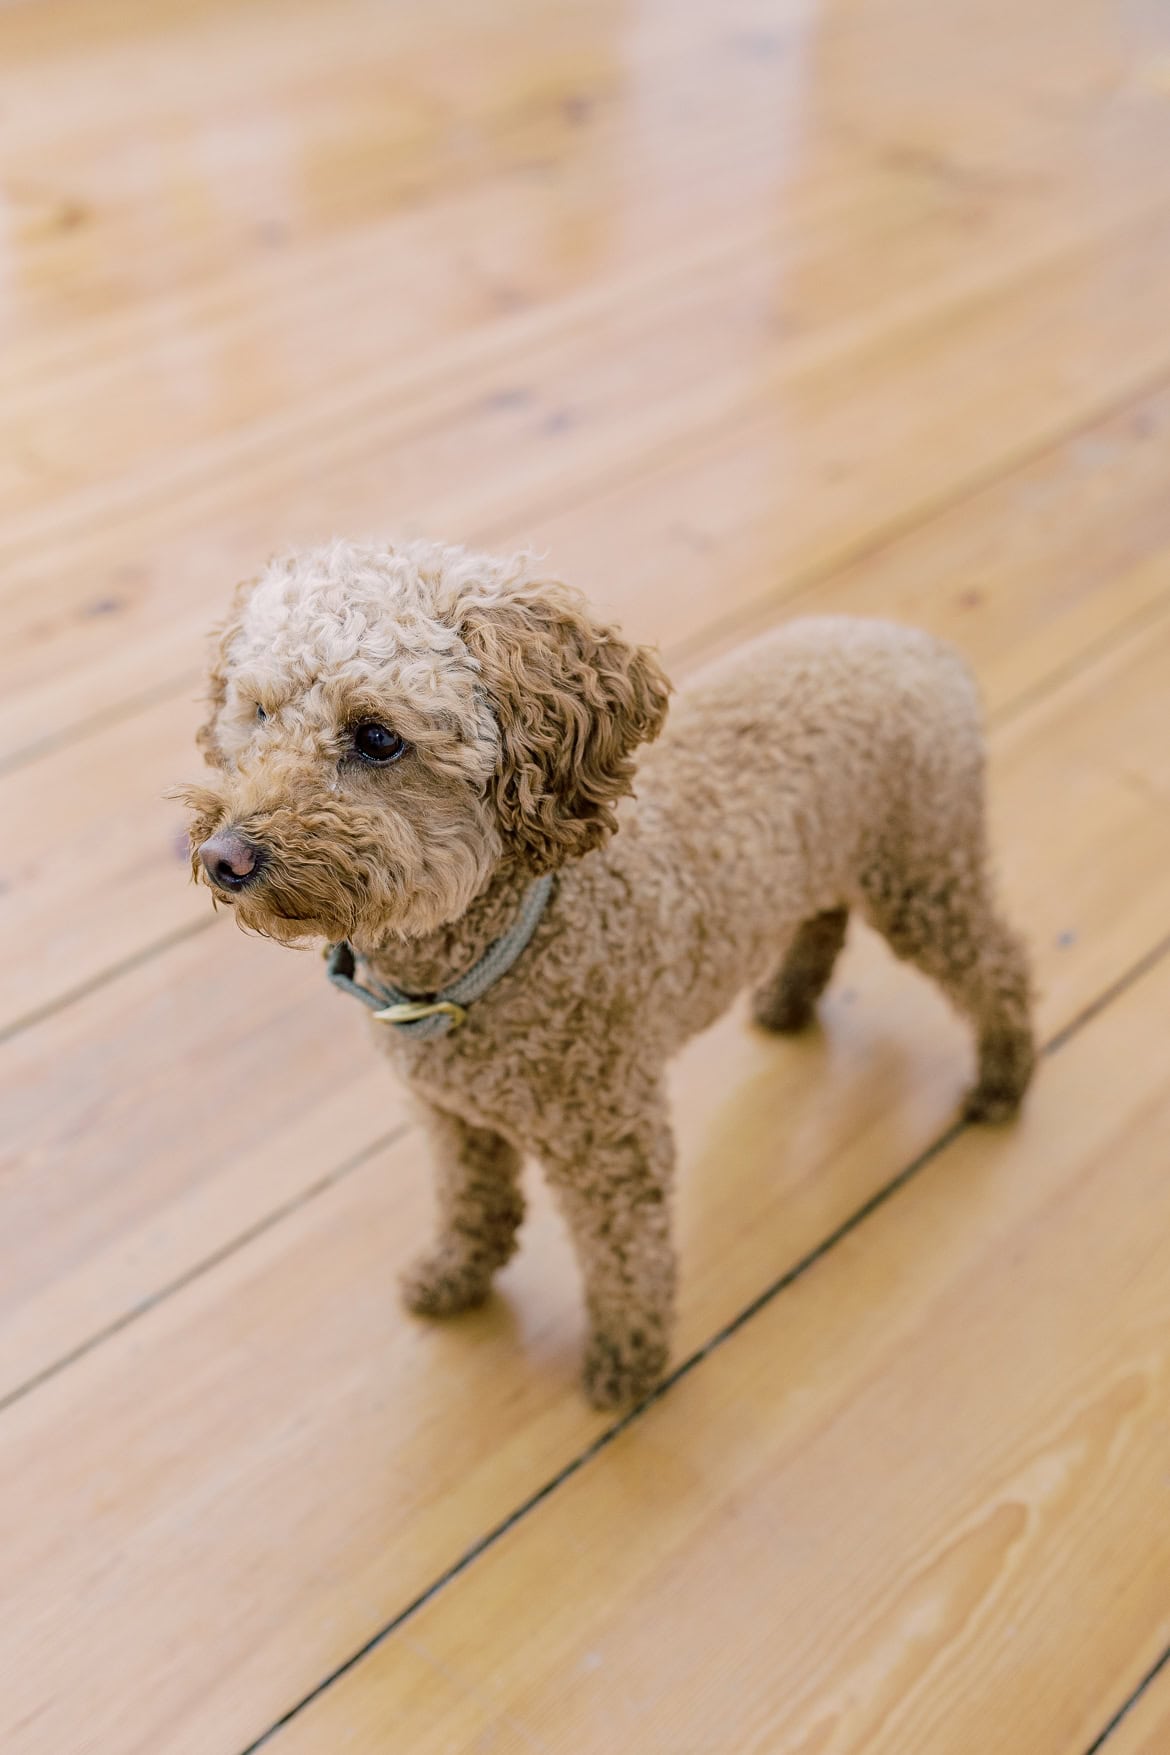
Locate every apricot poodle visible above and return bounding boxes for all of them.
[180,539,1034,1408]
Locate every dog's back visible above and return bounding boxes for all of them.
[631,616,986,910]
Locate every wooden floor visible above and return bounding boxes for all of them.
[4,0,1170,1749]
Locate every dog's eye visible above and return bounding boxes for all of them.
[255,704,266,722]
[353,721,408,765]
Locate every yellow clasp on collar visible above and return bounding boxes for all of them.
[373,997,468,1028]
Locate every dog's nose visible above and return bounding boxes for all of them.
[198,829,262,891]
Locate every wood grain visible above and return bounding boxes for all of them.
[4,0,1170,760]
[8,192,1170,769]
[2,589,1168,1755]
[3,0,1158,499]
[267,944,1170,1755]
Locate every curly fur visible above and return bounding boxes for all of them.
[180,537,1034,1408]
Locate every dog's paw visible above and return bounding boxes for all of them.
[965,1027,1035,1124]
[751,982,814,1034]
[401,1246,491,1318]
[962,1080,1025,1125]
[582,1328,669,1411]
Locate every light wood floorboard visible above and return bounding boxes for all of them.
[4,0,1170,1750]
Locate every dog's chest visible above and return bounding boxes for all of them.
[370,1013,550,1143]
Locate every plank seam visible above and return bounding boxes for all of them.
[1083,1642,1170,1755]
[0,916,217,1048]
[229,925,1170,1755]
[0,667,200,781]
[666,366,1170,674]
[0,1122,409,1419]
[0,212,781,571]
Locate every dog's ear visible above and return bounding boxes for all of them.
[455,572,671,872]
[195,575,259,769]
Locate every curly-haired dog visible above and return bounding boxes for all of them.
[180,539,1034,1408]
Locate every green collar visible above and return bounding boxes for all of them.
[325,873,554,1040]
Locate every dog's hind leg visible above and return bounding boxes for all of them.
[860,852,1034,1125]
[959,911,1035,1122]
[751,907,850,1033]
[401,1106,525,1316]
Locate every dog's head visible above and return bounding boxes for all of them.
[177,539,671,948]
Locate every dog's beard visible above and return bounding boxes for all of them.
[178,781,503,948]
[223,877,359,948]
[233,855,496,950]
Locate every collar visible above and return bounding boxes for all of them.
[324,873,554,1041]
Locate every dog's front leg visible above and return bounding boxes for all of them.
[401,1104,525,1316]
[544,1087,676,1410]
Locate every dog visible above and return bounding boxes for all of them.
[179,538,1034,1408]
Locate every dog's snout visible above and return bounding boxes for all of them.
[199,828,262,891]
